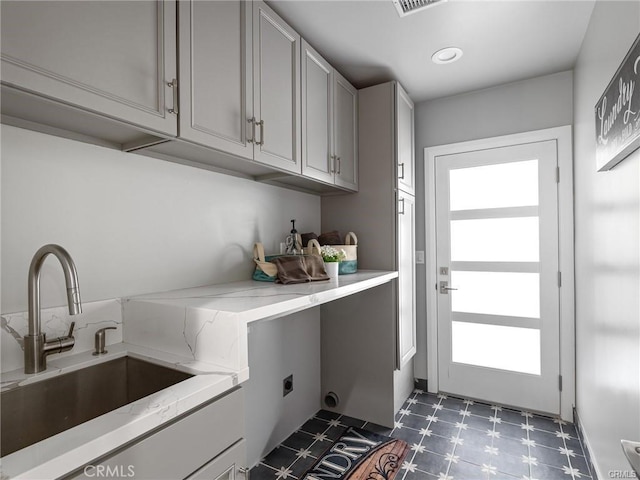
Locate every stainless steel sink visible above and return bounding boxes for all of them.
[1,356,193,457]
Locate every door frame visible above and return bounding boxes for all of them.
[424,125,575,420]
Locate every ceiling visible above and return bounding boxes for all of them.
[268,0,596,103]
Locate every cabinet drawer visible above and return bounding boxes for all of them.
[69,388,244,480]
[187,440,247,480]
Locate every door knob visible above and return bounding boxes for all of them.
[440,281,458,294]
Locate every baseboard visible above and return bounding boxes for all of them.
[574,407,602,480]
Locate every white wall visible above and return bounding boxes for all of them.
[0,124,320,313]
[414,71,574,380]
[573,2,640,476]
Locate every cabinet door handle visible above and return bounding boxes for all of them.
[167,79,178,115]
[336,156,341,174]
[398,162,405,179]
[247,117,256,144]
[256,120,265,146]
[330,155,336,173]
[399,197,405,215]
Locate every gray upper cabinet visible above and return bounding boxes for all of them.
[178,0,253,160]
[301,41,358,191]
[301,41,334,184]
[333,72,358,191]
[396,83,415,195]
[0,0,177,137]
[252,1,301,174]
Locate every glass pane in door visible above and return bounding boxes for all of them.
[452,321,541,375]
[449,160,538,211]
[451,217,540,262]
[451,271,540,318]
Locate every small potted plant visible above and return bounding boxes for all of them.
[320,245,346,280]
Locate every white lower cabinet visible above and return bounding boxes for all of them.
[67,388,245,480]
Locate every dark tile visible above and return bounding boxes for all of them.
[529,429,565,449]
[402,468,438,479]
[314,410,341,421]
[337,414,367,428]
[434,408,466,424]
[531,445,570,469]
[448,459,487,480]
[409,402,439,417]
[562,422,578,439]
[455,440,492,467]
[490,471,521,480]
[440,396,467,411]
[282,431,316,451]
[392,426,425,446]
[414,391,441,405]
[289,455,317,478]
[412,451,451,477]
[423,434,457,456]
[429,420,459,438]
[529,415,564,433]
[492,452,531,478]
[494,421,528,441]
[565,435,583,453]
[300,418,329,435]
[497,408,527,425]
[531,463,567,480]
[402,413,432,430]
[362,422,393,436]
[493,435,530,457]
[569,454,591,477]
[465,415,494,432]
[467,402,495,418]
[249,463,280,480]
[262,445,299,470]
[323,425,347,441]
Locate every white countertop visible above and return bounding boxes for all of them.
[0,271,397,479]
[128,270,398,323]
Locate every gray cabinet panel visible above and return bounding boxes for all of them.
[396,83,415,195]
[301,40,333,184]
[253,1,301,173]
[334,72,358,191]
[398,192,417,367]
[179,0,253,159]
[67,388,244,480]
[186,440,247,480]
[1,0,177,136]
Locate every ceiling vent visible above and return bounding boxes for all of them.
[392,0,447,17]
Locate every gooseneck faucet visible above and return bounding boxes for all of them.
[24,244,82,374]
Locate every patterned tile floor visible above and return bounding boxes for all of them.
[250,390,593,480]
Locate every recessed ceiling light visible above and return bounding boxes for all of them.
[432,47,463,64]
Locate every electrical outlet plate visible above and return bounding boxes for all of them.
[283,374,293,397]
[416,251,425,264]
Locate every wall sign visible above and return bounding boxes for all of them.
[595,33,640,171]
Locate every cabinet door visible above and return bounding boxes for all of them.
[187,440,247,480]
[301,40,334,184]
[252,1,301,174]
[396,83,415,195]
[397,192,416,367]
[179,0,253,160]
[0,0,177,136]
[333,72,358,191]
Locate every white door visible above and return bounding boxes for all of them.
[435,140,560,414]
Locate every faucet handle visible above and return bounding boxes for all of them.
[93,327,117,355]
[67,321,75,338]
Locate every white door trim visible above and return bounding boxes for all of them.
[424,125,575,421]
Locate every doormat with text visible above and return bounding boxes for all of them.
[301,426,409,480]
